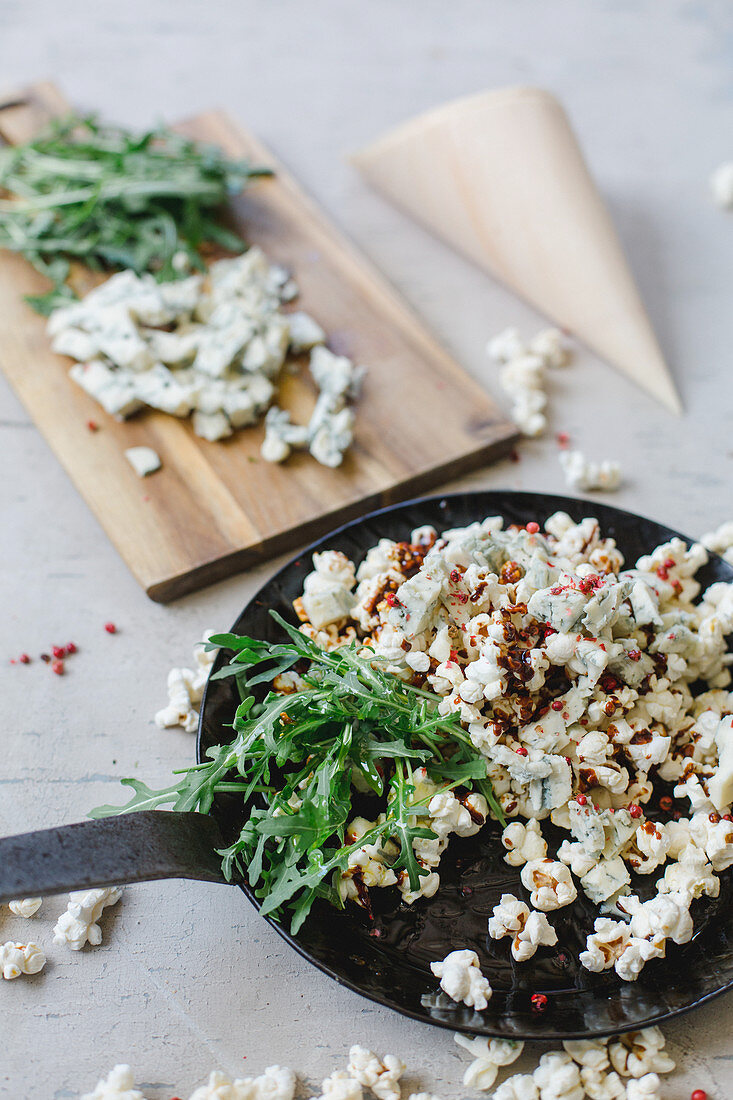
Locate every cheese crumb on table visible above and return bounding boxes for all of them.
[53,886,122,950]
[124,446,161,477]
[0,940,46,980]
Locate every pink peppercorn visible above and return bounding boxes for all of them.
[629,804,643,819]
[51,659,64,676]
[104,622,117,634]
[19,653,30,664]
[52,645,65,659]
[576,794,587,806]
[551,700,564,711]
[65,642,77,655]
[530,993,548,1013]
[526,522,540,534]
[691,1091,708,1100]
[516,746,528,757]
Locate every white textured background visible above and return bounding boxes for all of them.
[1,1,732,1097]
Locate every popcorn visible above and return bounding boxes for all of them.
[0,940,46,980]
[493,1076,540,1100]
[347,1046,404,1100]
[320,1072,363,1100]
[608,1028,675,1078]
[501,819,547,866]
[155,630,218,732]
[532,1051,584,1100]
[487,326,571,437]
[291,512,733,978]
[80,1064,147,1100]
[429,949,492,1009]
[559,450,622,493]
[189,1065,296,1100]
[53,886,122,950]
[520,859,578,911]
[625,1075,662,1100]
[488,894,557,961]
[454,1033,523,1090]
[702,518,733,566]
[711,162,733,209]
[8,897,42,918]
[579,918,631,972]
[579,1068,626,1099]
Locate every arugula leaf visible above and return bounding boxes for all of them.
[93,611,504,929]
[0,113,272,313]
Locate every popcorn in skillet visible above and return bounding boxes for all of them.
[488,893,557,960]
[0,940,46,980]
[291,509,733,980]
[53,886,122,951]
[453,1033,523,1091]
[80,1064,147,1100]
[487,326,571,437]
[429,949,492,1010]
[155,630,218,732]
[559,450,622,493]
[8,897,42,917]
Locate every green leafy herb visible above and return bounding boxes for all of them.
[0,113,272,313]
[92,611,504,932]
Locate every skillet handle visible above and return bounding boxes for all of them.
[0,811,230,902]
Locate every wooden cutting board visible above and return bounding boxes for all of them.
[0,82,517,602]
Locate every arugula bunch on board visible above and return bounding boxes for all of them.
[93,612,505,933]
[0,113,271,314]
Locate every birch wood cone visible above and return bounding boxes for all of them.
[353,86,681,414]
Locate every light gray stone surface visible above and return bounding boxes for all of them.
[1,1,732,1096]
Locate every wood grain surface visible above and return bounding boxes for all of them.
[0,82,517,601]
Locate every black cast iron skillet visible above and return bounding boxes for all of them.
[2,491,733,1041]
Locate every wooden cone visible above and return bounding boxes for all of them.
[353,87,681,413]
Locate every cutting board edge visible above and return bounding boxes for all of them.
[145,428,519,602]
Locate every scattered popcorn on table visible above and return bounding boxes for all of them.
[155,630,218,732]
[454,1033,523,1090]
[53,886,122,951]
[319,1070,363,1100]
[487,326,571,437]
[189,1065,296,1100]
[607,1028,675,1078]
[625,1074,662,1100]
[710,161,733,208]
[559,449,622,492]
[0,940,46,980]
[79,1064,147,1100]
[346,1046,404,1100]
[430,948,492,1010]
[532,1051,584,1100]
[8,897,42,918]
[702,519,733,566]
